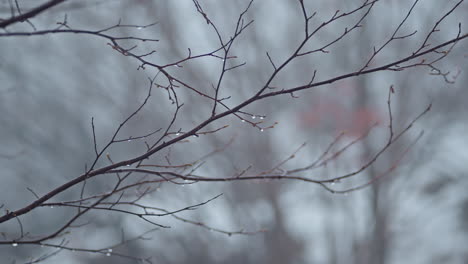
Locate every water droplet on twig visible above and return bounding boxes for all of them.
[331,179,340,185]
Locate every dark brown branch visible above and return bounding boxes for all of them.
[0,0,65,28]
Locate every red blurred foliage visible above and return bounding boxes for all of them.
[298,81,382,138]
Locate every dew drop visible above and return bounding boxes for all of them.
[251,116,256,119]
[331,180,340,185]
[50,206,54,209]
[241,119,245,123]
[192,134,199,138]
[260,128,264,132]
[126,164,130,167]
[175,133,180,136]
[137,26,143,30]
[107,248,113,253]
[106,252,111,257]
[127,139,132,142]
[12,243,18,247]
[259,116,265,120]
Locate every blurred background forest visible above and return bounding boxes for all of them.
[1,0,467,263]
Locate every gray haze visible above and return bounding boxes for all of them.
[1,0,467,263]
